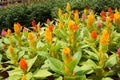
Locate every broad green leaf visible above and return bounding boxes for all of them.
[27,56,38,72]
[48,57,65,75]
[55,76,63,80]
[3,38,10,44]
[26,72,33,80]
[76,59,97,74]
[68,50,82,71]
[105,53,118,67]
[8,68,23,80]
[83,49,98,61]
[36,40,44,49]
[37,51,49,58]
[33,69,52,78]
[18,50,25,59]
[102,77,113,80]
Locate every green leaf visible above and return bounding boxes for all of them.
[37,51,49,58]
[83,49,99,61]
[26,72,33,80]
[7,68,23,80]
[76,59,97,74]
[27,56,38,72]
[48,57,65,75]
[68,50,82,71]
[105,53,118,67]
[55,76,63,80]
[0,54,2,62]
[102,77,113,80]
[33,69,52,78]
[3,38,10,44]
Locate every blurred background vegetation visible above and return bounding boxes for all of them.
[0,0,120,32]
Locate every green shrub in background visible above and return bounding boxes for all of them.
[0,0,120,32]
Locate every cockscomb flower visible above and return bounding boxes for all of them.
[100,10,105,16]
[68,20,75,31]
[73,24,79,31]
[14,23,21,35]
[28,33,35,46]
[102,15,106,21]
[74,10,79,23]
[82,14,86,20]
[84,8,87,15]
[114,9,120,24]
[91,30,97,39]
[62,47,70,55]
[97,22,102,28]
[58,8,62,18]
[108,8,112,12]
[48,25,54,32]
[21,75,27,80]
[64,12,68,19]
[45,28,52,44]
[1,29,7,37]
[66,3,71,11]
[87,12,95,28]
[117,48,120,57]
[58,22,63,29]
[7,29,12,36]
[8,45,14,54]
[100,29,109,45]
[23,27,28,32]
[19,58,28,71]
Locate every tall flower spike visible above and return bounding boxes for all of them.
[7,29,12,36]
[62,47,70,55]
[100,29,109,45]
[1,29,7,37]
[66,3,71,11]
[45,28,52,44]
[21,75,27,80]
[58,8,62,18]
[8,45,14,54]
[14,23,21,35]
[91,30,97,39]
[87,12,95,28]
[19,58,28,72]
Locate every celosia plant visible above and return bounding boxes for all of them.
[0,3,120,80]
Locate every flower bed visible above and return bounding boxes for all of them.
[0,3,120,80]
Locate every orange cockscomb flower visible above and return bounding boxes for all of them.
[14,23,21,35]
[28,32,35,46]
[91,30,97,39]
[7,29,12,36]
[100,29,109,45]
[100,10,105,16]
[62,47,70,55]
[108,8,112,12]
[48,25,54,32]
[19,58,28,71]
[21,75,27,80]
[102,15,106,21]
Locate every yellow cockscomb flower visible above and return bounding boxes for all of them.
[74,10,80,23]
[87,12,95,28]
[64,12,68,19]
[58,22,63,29]
[84,9,87,15]
[68,20,75,31]
[28,33,35,46]
[45,28,52,44]
[7,29,12,36]
[114,9,120,24]
[66,3,71,11]
[62,47,70,55]
[8,45,14,54]
[58,8,62,18]
[100,29,109,45]
[14,23,21,35]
